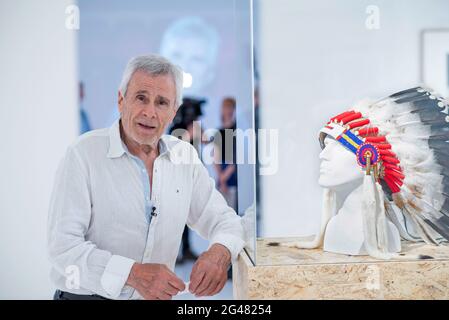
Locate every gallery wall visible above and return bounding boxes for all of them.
[0,0,79,298]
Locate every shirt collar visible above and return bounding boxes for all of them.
[107,119,178,162]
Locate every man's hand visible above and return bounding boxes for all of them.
[126,263,185,300]
[189,243,231,297]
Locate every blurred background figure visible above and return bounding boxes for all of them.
[169,97,207,263]
[170,97,206,153]
[213,97,238,211]
[79,81,91,134]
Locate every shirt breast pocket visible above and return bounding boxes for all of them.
[162,169,192,221]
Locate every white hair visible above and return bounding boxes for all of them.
[119,54,183,108]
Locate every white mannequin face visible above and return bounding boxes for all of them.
[318,137,364,188]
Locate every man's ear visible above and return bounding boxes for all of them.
[118,91,124,114]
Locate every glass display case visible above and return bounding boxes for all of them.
[234,0,449,299]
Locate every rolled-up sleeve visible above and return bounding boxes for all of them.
[186,150,245,262]
[47,146,134,298]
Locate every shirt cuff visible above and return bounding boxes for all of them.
[100,255,135,299]
[209,233,245,262]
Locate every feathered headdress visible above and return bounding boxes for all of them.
[271,87,449,258]
[317,87,449,259]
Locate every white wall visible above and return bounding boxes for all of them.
[257,0,449,238]
[0,0,78,298]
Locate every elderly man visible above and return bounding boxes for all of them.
[48,54,245,300]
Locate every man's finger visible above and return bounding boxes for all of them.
[201,279,220,297]
[168,275,185,291]
[208,279,223,296]
[189,269,205,293]
[157,291,172,300]
[164,283,179,296]
[196,280,214,296]
[190,260,200,275]
[195,273,213,296]
[210,277,227,296]
[161,265,185,291]
[142,289,158,300]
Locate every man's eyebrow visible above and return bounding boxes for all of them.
[134,91,171,103]
[156,95,171,103]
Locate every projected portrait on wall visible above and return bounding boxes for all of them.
[159,16,220,98]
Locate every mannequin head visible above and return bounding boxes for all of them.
[318,136,364,190]
[318,134,402,258]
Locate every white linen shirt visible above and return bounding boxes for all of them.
[47,119,245,299]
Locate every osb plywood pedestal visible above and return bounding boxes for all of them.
[232,237,449,299]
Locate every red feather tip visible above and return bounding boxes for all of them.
[341,112,362,124]
[348,119,370,129]
[357,127,378,136]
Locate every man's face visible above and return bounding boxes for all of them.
[118,70,177,147]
